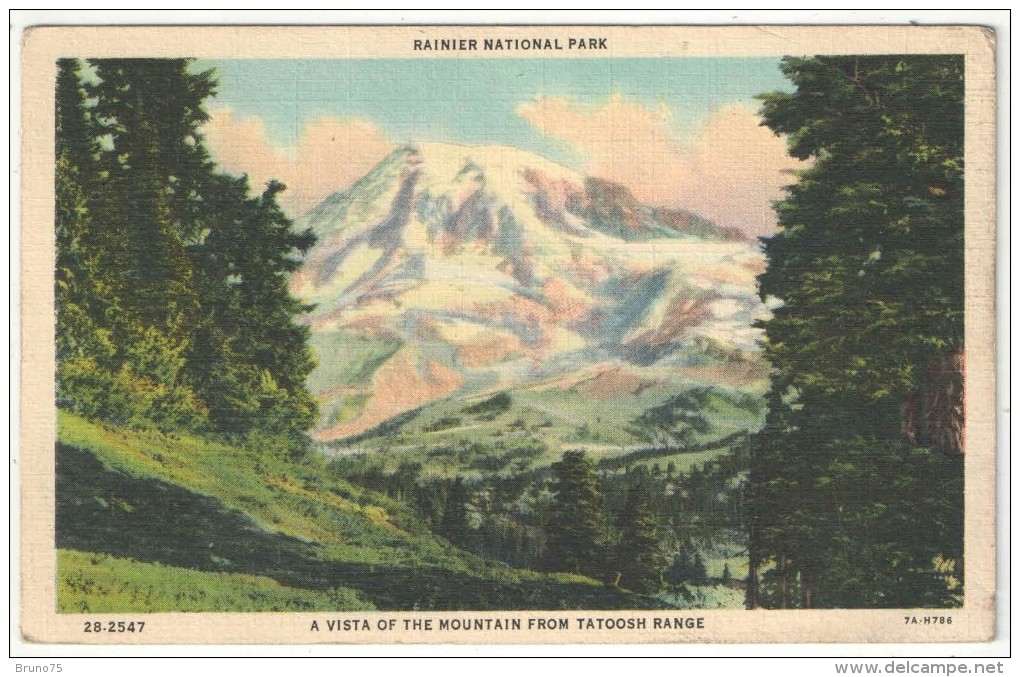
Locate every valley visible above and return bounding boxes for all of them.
[57,138,768,611]
[286,142,767,602]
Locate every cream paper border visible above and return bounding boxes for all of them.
[18,24,997,645]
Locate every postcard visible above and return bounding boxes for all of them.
[17,23,997,645]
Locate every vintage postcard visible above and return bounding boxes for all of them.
[17,23,997,645]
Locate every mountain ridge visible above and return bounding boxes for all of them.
[291,142,768,443]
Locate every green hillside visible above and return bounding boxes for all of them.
[56,411,672,612]
[58,550,374,613]
[326,382,765,480]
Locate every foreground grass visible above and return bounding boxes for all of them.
[57,411,671,611]
[58,550,374,613]
[58,410,462,569]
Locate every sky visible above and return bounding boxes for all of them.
[198,58,805,238]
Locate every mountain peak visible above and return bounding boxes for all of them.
[291,143,765,441]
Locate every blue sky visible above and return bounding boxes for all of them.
[197,57,804,235]
[199,57,790,167]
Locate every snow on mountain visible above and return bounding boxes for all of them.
[291,142,768,441]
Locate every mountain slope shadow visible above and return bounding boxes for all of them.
[56,442,326,586]
[56,442,668,610]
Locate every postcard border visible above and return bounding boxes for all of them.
[17,23,998,646]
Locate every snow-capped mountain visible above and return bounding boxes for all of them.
[291,142,769,441]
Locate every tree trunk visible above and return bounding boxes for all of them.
[901,393,919,444]
[902,350,964,455]
[746,549,759,609]
[746,515,759,609]
[779,552,789,609]
[922,350,965,455]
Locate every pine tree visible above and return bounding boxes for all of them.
[189,175,318,443]
[80,59,216,429]
[692,552,708,585]
[55,58,318,447]
[747,55,965,609]
[55,59,96,175]
[665,543,707,585]
[546,451,606,578]
[613,483,667,593]
[88,59,212,330]
[439,477,472,545]
[55,59,129,421]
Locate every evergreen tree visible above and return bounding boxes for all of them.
[55,58,133,422]
[55,58,318,447]
[189,175,318,442]
[665,543,707,586]
[747,55,965,608]
[691,552,708,585]
[55,59,97,175]
[613,483,667,593]
[546,451,606,578]
[88,59,212,330]
[439,477,472,545]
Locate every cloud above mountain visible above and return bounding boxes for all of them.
[517,95,806,238]
[203,95,804,237]
[203,109,394,214]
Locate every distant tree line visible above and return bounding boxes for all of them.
[747,55,965,608]
[332,446,747,595]
[56,58,317,453]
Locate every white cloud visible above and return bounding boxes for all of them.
[517,96,807,238]
[202,109,394,215]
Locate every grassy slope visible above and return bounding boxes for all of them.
[56,411,669,612]
[58,550,374,613]
[328,384,763,480]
